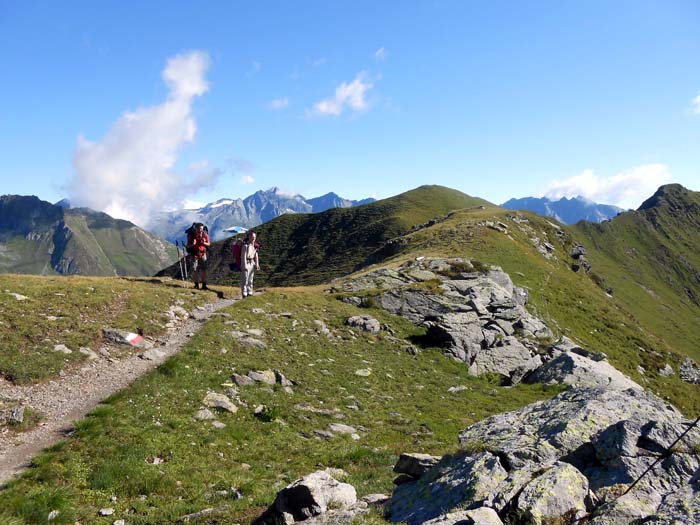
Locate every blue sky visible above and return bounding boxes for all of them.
[1,1,699,225]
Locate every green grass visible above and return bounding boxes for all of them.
[0,288,561,524]
[0,275,210,383]
[159,185,496,287]
[371,206,700,414]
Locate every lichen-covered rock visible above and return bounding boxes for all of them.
[524,352,642,391]
[515,462,589,524]
[468,338,541,383]
[203,392,238,413]
[422,507,503,525]
[345,315,381,334]
[387,452,508,525]
[393,453,440,478]
[248,370,277,385]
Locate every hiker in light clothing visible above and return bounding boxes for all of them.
[241,231,260,298]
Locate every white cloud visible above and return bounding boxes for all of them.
[692,91,700,114]
[544,164,673,209]
[374,47,388,61]
[246,61,262,77]
[267,97,289,110]
[240,175,255,184]
[312,57,327,67]
[68,50,212,226]
[308,71,373,117]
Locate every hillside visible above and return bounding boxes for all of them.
[572,183,700,363]
[0,195,177,276]
[1,185,700,524]
[157,185,493,286]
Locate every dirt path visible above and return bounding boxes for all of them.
[0,296,236,486]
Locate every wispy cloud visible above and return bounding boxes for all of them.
[68,50,212,226]
[240,175,255,184]
[374,47,388,61]
[246,60,262,78]
[229,156,255,174]
[312,57,327,67]
[267,97,289,110]
[308,71,374,117]
[692,91,700,114]
[544,164,673,209]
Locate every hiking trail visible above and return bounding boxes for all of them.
[0,295,236,486]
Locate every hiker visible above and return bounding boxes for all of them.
[241,230,260,298]
[187,223,210,290]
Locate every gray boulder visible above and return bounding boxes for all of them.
[387,452,508,525]
[421,507,503,525]
[468,338,541,383]
[524,352,642,390]
[345,315,381,334]
[515,462,588,524]
[379,289,464,324]
[393,453,440,479]
[255,469,357,524]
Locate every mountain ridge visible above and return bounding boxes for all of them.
[149,188,376,243]
[0,195,177,276]
[501,195,623,224]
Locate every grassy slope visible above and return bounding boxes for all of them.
[371,204,700,414]
[0,275,210,383]
[2,186,699,524]
[572,185,700,363]
[158,185,494,286]
[0,289,561,525]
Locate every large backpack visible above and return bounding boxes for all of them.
[231,240,243,271]
[185,223,208,255]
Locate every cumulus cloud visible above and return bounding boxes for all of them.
[544,164,673,209]
[692,91,700,114]
[374,47,388,61]
[267,97,289,110]
[229,156,255,174]
[308,71,373,117]
[240,175,255,184]
[68,50,211,226]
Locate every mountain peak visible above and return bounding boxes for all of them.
[638,184,690,211]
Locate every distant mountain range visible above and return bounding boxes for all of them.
[500,195,623,224]
[0,195,176,276]
[148,187,375,242]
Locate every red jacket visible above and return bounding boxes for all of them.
[187,232,209,259]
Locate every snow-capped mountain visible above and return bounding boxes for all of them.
[500,195,624,224]
[149,188,375,242]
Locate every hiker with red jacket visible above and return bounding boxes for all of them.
[187,223,210,290]
[240,230,260,298]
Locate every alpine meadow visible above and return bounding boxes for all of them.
[3,2,700,524]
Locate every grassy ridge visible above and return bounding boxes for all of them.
[0,289,561,524]
[573,185,700,363]
[378,204,700,414]
[158,185,494,287]
[0,275,209,383]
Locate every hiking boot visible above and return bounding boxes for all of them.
[193,283,200,289]
[201,284,209,290]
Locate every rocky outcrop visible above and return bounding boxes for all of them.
[336,258,637,389]
[386,387,700,525]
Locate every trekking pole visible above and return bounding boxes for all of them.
[175,242,186,287]
[179,241,189,286]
